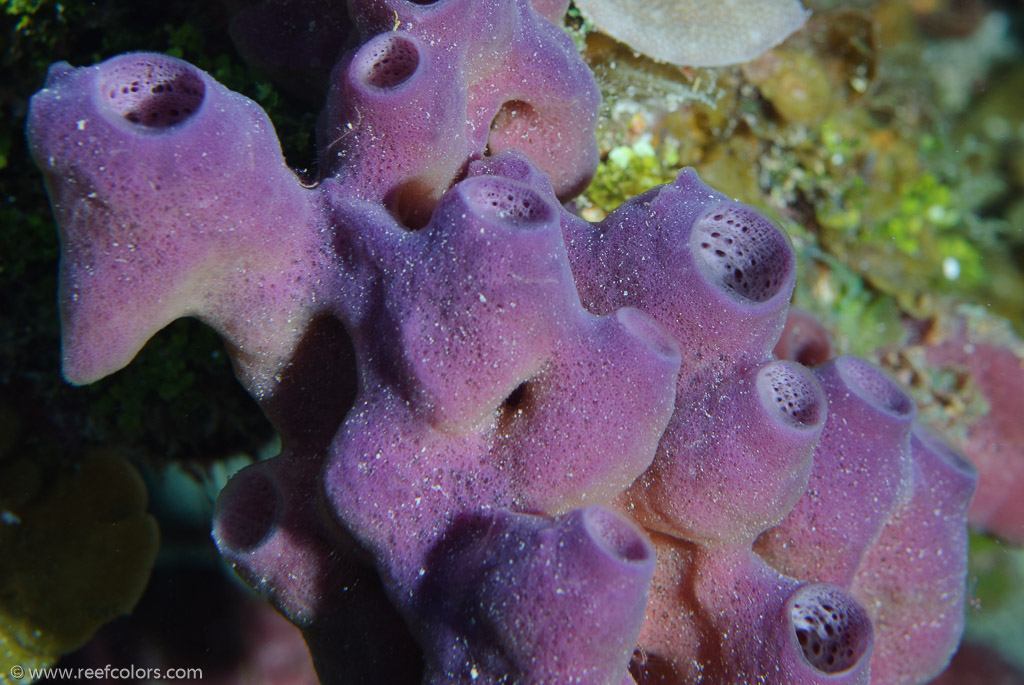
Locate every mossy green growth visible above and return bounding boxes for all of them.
[804,112,991,314]
[82,321,212,434]
[968,533,1017,611]
[4,0,65,37]
[786,219,906,357]
[877,173,980,280]
[582,139,681,217]
[564,6,596,54]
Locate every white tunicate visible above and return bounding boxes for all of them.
[574,0,809,67]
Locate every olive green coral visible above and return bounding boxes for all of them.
[1,449,159,679]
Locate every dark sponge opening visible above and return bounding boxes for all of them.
[790,585,872,674]
[582,507,652,564]
[98,55,205,128]
[758,361,824,428]
[691,205,792,303]
[465,177,552,227]
[358,33,420,90]
[488,100,542,147]
[214,467,280,552]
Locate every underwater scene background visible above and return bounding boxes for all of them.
[2,0,1023,683]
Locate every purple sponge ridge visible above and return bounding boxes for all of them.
[757,356,917,586]
[422,507,654,683]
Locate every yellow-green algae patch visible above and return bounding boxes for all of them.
[1,444,159,680]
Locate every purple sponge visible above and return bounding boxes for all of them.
[422,507,654,683]
[850,423,977,683]
[563,168,797,377]
[756,356,917,586]
[321,166,680,590]
[26,54,334,400]
[25,1,979,679]
[625,360,826,546]
[636,539,874,683]
[320,0,599,225]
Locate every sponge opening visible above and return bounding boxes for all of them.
[357,33,421,90]
[98,55,205,128]
[464,177,553,228]
[836,356,914,418]
[581,507,652,564]
[214,467,281,552]
[758,361,825,429]
[690,205,792,304]
[789,585,872,674]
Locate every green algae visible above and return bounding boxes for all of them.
[581,139,681,220]
[1,450,159,679]
[965,533,1024,672]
